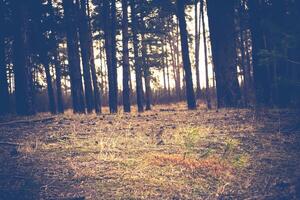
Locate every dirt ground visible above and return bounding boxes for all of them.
[0,103,299,200]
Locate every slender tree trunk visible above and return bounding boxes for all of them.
[62,0,86,113]
[87,0,101,113]
[165,38,171,98]
[175,22,182,99]
[169,28,181,100]
[42,52,57,114]
[78,0,94,113]
[195,0,201,98]
[100,44,108,100]
[121,0,131,112]
[237,1,252,107]
[103,0,113,111]
[8,67,13,94]
[166,63,171,97]
[168,34,177,98]
[54,48,64,113]
[12,1,35,115]
[141,36,151,111]
[99,41,105,103]
[103,0,118,113]
[162,65,167,92]
[207,0,241,108]
[239,29,249,106]
[48,0,64,113]
[200,0,211,109]
[110,0,118,112]
[130,0,144,112]
[244,32,253,87]
[165,41,171,98]
[176,0,196,109]
[161,41,167,92]
[248,0,271,107]
[128,66,133,95]
[33,0,57,114]
[0,1,10,115]
[143,61,152,111]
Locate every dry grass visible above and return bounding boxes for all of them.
[0,103,299,199]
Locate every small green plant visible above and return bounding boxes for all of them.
[181,127,207,159]
[232,154,250,168]
[223,138,240,158]
[183,127,200,151]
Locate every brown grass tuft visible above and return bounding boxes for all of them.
[148,153,233,177]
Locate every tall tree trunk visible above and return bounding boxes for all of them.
[200,0,211,109]
[175,22,182,100]
[167,34,176,97]
[169,28,180,100]
[166,60,171,98]
[130,0,144,112]
[41,52,57,114]
[103,0,118,113]
[100,44,108,99]
[0,1,10,115]
[54,48,64,113]
[141,36,151,111]
[78,0,94,113]
[244,32,253,87]
[176,0,196,110]
[12,1,35,115]
[121,0,131,112]
[207,0,241,108]
[248,0,271,107]
[161,40,167,93]
[195,0,201,98]
[110,0,118,112]
[34,0,56,114]
[128,66,133,96]
[165,39,171,98]
[87,0,101,113]
[62,0,86,113]
[99,42,104,96]
[239,28,250,107]
[48,0,64,113]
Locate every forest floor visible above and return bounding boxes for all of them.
[0,103,299,200]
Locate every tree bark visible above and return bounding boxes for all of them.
[121,0,131,112]
[54,48,64,113]
[207,0,241,108]
[12,0,35,115]
[33,0,57,114]
[161,40,167,93]
[78,0,94,113]
[248,0,271,107]
[110,0,118,113]
[195,0,201,98]
[175,22,182,100]
[87,0,101,113]
[103,0,118,113]
[130,0,144,112]
[62,0,86,113]
[200,0,211,109]
[0,1,10,115]
[42,52,57,114]
[141,36,151,111]
[48,0,64,113]
[176,0,196,110]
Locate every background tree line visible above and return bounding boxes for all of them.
[0,0,299,116]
